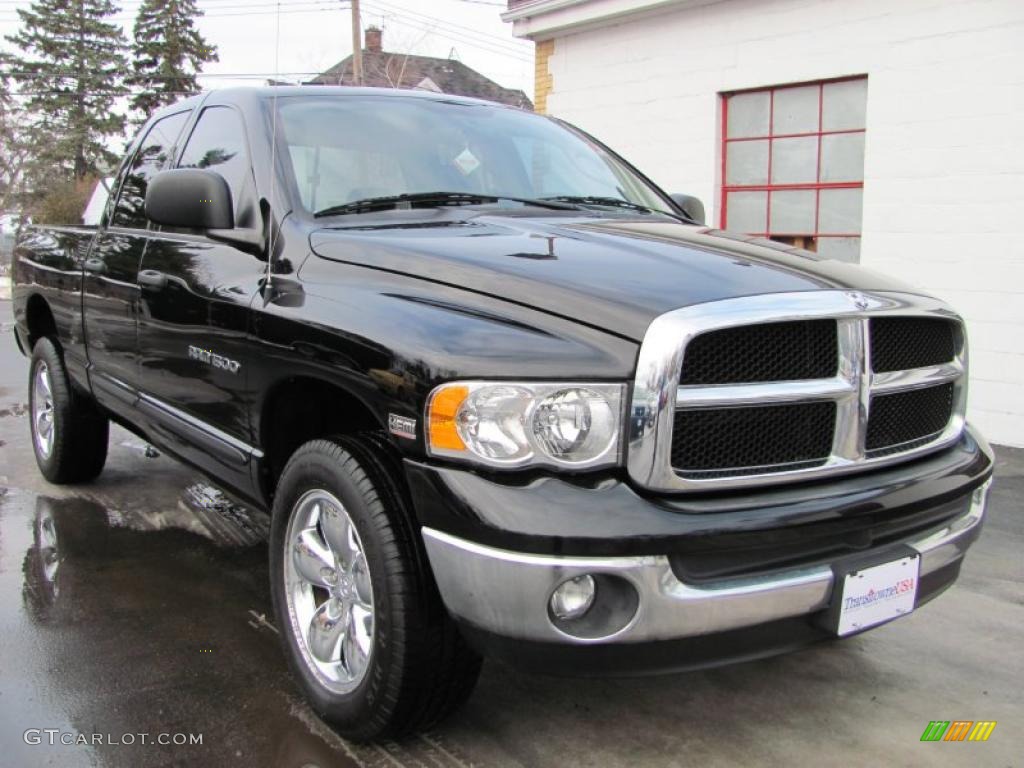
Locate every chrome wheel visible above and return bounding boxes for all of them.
[284,489,375,693]
[37,509,61,588]
[32,361,55,459]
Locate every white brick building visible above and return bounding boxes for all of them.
[504,0,1024,447]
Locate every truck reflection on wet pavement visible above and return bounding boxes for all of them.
[9,489,323,766]
[3,486,485,767]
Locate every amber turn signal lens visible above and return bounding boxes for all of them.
[428,385,469,451]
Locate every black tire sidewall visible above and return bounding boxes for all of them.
[269,440,404,737]
[29,339,72,482]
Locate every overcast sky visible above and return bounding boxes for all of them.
[0,0,534,100]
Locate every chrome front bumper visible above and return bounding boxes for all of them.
[422,481,990,645]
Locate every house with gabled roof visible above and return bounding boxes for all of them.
[307,26,532,110]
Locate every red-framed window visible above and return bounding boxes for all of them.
[720,76,867,262]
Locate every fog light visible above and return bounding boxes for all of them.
[550,574,596,620]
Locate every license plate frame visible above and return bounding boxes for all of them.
[834,554,920,636]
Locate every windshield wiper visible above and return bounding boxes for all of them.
[314,191,578,218]
[540,195,684,220]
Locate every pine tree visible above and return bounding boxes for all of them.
[4,0,128,181]
[129,0,218,123]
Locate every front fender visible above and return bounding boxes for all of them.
[250,257,638,462]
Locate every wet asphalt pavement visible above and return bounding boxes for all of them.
[0,299,1021,767]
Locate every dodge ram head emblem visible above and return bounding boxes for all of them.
[188,345,241,374]
[848,291,871,311]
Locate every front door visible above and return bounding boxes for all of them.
[83,110,190,411]
[135,105,265,496]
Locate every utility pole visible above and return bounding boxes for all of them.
[350,0,363,85]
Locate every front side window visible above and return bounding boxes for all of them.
[111,110,190,229]
[177,106,250,211]
[274,96,675,217]
[721,77,867,262]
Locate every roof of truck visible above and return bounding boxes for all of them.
[168,85,525,111]
[143,85,536,147]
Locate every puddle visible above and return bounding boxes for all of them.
[1,489,272,765]
[0,487,488,768]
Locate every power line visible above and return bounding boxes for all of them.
[0,9,337,21]
[0,1,523,54]
[7,70,326,79]
[361,3,532,63]
[0,1,343,22]
[7,90,203,97]
[375,23,532,64]
[367,0,529,50]
[1,0,533,84]
[0,0,339,6]
[0,0,529,57]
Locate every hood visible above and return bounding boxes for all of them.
[309,211,919,341]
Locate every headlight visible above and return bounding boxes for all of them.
[426,381,625,469]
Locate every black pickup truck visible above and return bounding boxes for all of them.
[11,87,993,739]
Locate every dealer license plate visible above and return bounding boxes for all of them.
[836,555,920,636]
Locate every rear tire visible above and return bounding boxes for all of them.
[28,337,109,484]
[269,436,481,741]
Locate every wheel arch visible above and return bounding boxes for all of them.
[256,375,389,504]
[24,293,58,349]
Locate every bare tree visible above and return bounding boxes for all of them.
[0,80,31,218]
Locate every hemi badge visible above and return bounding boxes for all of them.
[388,413,417,440]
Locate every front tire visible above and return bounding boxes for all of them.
[29,338,109,483]
[269,437,481,740]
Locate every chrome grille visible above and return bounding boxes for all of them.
[870,317,957,373]
[679,320,838,384]
[628,291,968,492]
[866,382,955,456]
[671,401,835,477]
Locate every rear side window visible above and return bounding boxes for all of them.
[111,111,190,229]
[176,106,250,212]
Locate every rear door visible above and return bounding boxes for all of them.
[135,105,265,494]
[83,110,190,411]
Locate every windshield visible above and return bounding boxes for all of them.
[273,95,675,216]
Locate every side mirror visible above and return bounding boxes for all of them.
[145,169,234,230]
[670,193,705,225]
